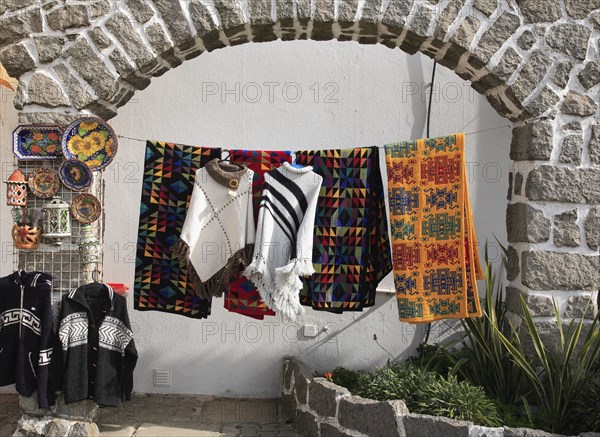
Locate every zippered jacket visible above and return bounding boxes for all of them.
[0,271,54,408]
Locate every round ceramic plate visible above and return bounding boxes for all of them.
[71,193,102,224]
[27,168,60,199]
[59,159,93,191]
[61,117,118,171]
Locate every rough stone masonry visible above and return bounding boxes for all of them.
[1,0,599,331]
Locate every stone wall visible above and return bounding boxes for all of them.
[0,1,599,316]
[282,357,595,437]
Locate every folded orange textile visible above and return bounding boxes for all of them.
[384,133,483,323]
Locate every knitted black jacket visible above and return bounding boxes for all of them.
[53,283,137,406]
[0,271,54,408]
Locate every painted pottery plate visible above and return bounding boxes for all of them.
[71,193,102,224]
[27,168,60,199]
[61,117,118,171]
[59,159,93,191]
[13,125,63,160]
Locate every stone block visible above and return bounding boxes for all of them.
[126,0,154,24]
[87,0,111,19]
[47,5,90,31]
[360,0,382,23]
[585,207,600,250]
[451,16,481,49]
[189,1,218,35]
[589,125,600,165]
[283,358,294,391]
[547,24,590,61]
[474,12,520,64]
[564,294,597,319]
[292,360,313,406]
[563,122,581,131]
[281,393,297,423]
[551,60,573,88]
[504,426,565,437]
[561,91,597,117]
[493,48,522,83]
[26,73,70,107]
[65,39,117,100]
[517,0,561,23]
[523,86,559,117]
[526,166,600,203]
[88,28,111,50]
[0,43,36,79]
[46,418,73,437]
[338,396,407,437]
[578,60,600,90]
[381,0,413,29]
[517,30,535,50]
[406,5,433,38]
[559,135,582,165]
[152,0,194,45]
[18,112,84,125]
[0,8,42,47]
[320,421,354,437]
[53,63,95,110]
[308,378,350,418]
[507,246,519,281]
[506,203,550,243]
[106,13,155,68]
[295,410,318,437]
[35,36,65,63]
[514,172,523,195]
[521,251,600,291]
[51,396,99,422]
[435,0,465,38]
[403,413,471,437]
[553,209,581,247]
[0,0,35,15]
[473,0,497,16]
[564,0,600,19]
[509,51,553,103]
[506,287,555,317]
[470,425,504,437]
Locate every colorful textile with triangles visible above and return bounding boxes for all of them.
[296,146,392,312]
[224,150,292,320]
[384,134,483,323]
[134,141,221,319]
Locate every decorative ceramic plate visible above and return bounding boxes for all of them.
[27,168,60,198]
[71,193,102,224]
[59,159,93,191]
[13,125,63,160]
[61,117,118,171]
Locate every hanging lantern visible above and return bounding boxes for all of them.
[11,208,42,250]
[41,196,71,245]
[78,224,101,264]
[4,169,28,207]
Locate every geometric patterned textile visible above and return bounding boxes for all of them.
[384,134,483,323]
[224,150,293,320]
[134,141,221,319]
[296,146,393,312]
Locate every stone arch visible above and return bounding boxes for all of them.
[1,0,599,316]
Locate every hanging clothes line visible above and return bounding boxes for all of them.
[116,117,542,146]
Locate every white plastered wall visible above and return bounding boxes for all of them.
[0,40,510,398]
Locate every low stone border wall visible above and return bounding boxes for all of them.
[281,357,600,437]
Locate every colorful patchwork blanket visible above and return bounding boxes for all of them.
[296,146,393,312]
[224,150,293,319]
[384,134,483,323]
[134,141,221,319]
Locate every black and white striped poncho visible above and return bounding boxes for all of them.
[244,162,323,321]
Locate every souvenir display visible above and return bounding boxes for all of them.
[224,150,292,320]
[11,209,42,250]
[59,159,93,191]
[297,147,393,313]
[70,193,102,224]
[41,196,71,245]
[174,158,255,299]
[13,125,63,160]
[78,224,101,264]
[61,117,118,171]
[27,168,60,199]
[134,141,220,319]
[384,134,483,323]
[5,169,28,207]
[0,270,54,408]
[244,163,323,321]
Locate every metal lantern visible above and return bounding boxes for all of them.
[41,196,71,245]
[78,224,101,264]
[5,169,28,207]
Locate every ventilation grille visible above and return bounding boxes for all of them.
[153,369,171,387]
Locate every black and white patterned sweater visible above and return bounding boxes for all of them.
[0,270,54,408]
[53,283,137,406]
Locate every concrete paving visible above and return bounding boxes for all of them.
[0,393,299,436]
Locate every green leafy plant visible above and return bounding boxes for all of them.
[329,367,361,392]
[416,375,501,427]
[575,373,600,431]
[495,296,600,433]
